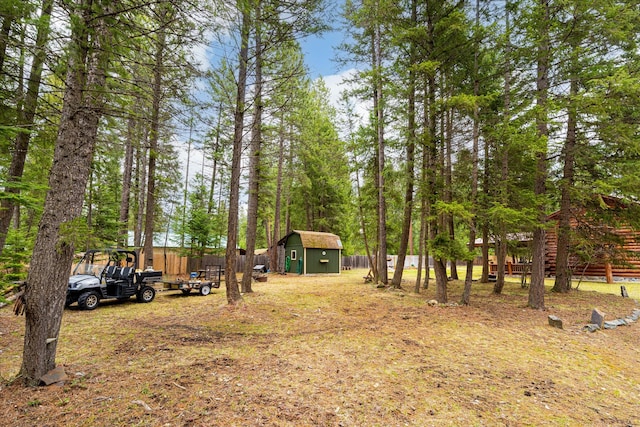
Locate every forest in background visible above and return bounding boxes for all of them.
[2,0,640,383]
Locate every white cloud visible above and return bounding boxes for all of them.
[322,69,353,108]
[319,68,370,129]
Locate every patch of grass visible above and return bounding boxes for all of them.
[67,375,88,390]
[577,280,640,299]
[1,269,639,426]
[27,399,41,407]
[55,396,70,407]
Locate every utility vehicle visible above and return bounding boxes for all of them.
[66,249,162,310]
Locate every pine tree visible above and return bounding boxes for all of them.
[20,0,114,385]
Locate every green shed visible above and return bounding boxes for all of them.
[278,230,343,274]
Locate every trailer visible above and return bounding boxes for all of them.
[163,265,223,296]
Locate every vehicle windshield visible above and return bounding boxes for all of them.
[72,252,109,276]
[74,262,107,277]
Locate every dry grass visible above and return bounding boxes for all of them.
[1,269,639,426]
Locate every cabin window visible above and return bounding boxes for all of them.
[291,250,297,260]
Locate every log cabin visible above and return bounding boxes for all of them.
[545,195,640,283]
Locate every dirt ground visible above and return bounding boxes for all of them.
[1,270,639,426]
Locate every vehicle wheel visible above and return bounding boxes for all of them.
[181,288,192,295]
[199,284,211,296]
[77,291,100,310]
[137,286,156,303]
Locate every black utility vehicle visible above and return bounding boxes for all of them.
[66,249,162,310]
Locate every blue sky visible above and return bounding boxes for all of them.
[300,29,346,78]
[299,25,362,115]
[298,0,349,78]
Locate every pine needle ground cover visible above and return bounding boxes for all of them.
[1,270,639,426]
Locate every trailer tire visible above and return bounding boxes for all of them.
[199,284,211,296]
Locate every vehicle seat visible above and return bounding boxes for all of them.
[119,267,133,282]
[104,265,117,283]
[110,267,122,281]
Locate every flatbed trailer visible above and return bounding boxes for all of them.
[162,265,223,296]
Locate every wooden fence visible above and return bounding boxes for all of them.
[342,255,371,269]
[141,250,444,276]
[148,252,375,276]
[140,249,189,276]
[188,254,271,275]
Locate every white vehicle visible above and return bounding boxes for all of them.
[66,249,162,310]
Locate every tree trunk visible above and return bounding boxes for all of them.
[434,258,448,303]
[372,19,387,285]
[480,226,489,283]
[529,0,550,310]
[271,112,286,273]
[119,95,137,248]
[415,196,426,293]
[134,131,147,248]
[0,4,16,75]
[86,169,94,250]
[284,131,294,236]
[426,79,442,295]
[462,0,481,305]
[553,77,578,293]
[225,2,251,304]
[242,0,263,294]
[390,122,414,289]
[416,73,431,293]
[181,120,193,249]
[424,11,443,296]
[493,0,512,296]
[416,180,430,292]
[263,218,271,254]
[143,8,167,269]
[0,0,53,257]
[352,142,375,280]
[444,107,458,281]
[392,0,416,289]
[493,237,507,294]
[208,102,222,215]
[20,0,110,385]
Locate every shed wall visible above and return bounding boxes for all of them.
[284,234,304,273]
[305,248,341,274]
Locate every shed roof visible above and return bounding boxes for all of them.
[278,230,343,250]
